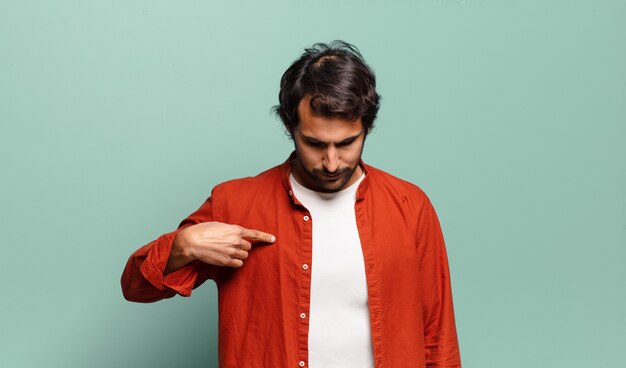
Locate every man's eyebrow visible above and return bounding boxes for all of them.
[300,133,362,144]
[338,135,360,144]
[301,135,322,143]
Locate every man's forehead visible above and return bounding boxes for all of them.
[295,124,364,147]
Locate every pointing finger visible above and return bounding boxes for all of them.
[241,228,276,243]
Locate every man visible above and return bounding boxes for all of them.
[122,41,461,368]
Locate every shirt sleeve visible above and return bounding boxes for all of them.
[120,195,218,303]
[417,196,462,368]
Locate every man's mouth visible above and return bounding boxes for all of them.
[321,173,341,181]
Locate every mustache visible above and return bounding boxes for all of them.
[312,168,351,176]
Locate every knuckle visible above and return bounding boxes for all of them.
[219,255,231,266]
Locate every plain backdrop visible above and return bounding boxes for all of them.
[1,1,624,367]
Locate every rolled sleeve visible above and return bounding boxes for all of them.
[121,195,217,302]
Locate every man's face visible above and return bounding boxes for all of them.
[290,97,366,193]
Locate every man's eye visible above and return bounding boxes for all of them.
[307,140,323,147]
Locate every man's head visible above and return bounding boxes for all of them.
[273,41,381,192]
[274,41,380,137]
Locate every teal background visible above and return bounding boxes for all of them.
[1,1,624,367]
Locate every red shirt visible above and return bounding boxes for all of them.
[121,153,461,368]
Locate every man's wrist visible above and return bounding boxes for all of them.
[172,229,195,261]
[165,230,196,275]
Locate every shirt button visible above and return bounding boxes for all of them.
[299,361,306,367]
[302,264,309,270]
[300,313,306,319]
[303,215,310,221]
[289,190,293,196]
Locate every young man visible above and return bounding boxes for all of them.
[122,41,461,368]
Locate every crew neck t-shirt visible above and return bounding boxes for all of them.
[289,172,373,368]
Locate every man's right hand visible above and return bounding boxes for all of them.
[165,222,276,274]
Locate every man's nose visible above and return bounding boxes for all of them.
[323,146,340,173]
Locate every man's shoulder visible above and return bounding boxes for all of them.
[366,164,428,200]
[211,163,284,196]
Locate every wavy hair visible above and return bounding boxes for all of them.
[273,41,381,135]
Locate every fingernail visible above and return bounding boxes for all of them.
[270,236,276,242]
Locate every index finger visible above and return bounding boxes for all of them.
[241,227,276,243]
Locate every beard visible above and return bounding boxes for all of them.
[297,163,358,193]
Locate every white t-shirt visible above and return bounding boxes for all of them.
[290,173,374,368]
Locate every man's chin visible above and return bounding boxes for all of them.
[313,174,352,192]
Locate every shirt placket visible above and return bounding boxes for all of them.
[355,194,383,368]
[290,189,313,368]
[355,182,383,367]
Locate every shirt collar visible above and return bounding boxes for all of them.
[280,151,371,204]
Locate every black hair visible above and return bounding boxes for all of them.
[273,40,381,135]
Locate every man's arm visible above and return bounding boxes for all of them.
[165,222,275,274]
[120,196,216,303]
[418,197,462,368]
[120,195,275,303]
